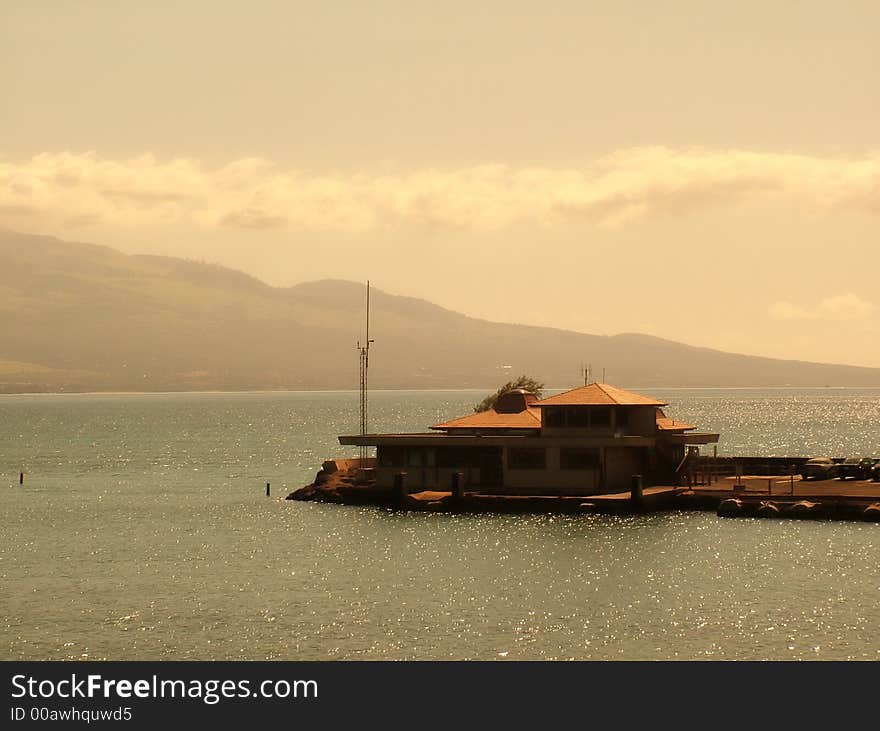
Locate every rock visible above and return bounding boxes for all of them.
[286,484,317,500]
[757,500,781,517]
[717,498,743,517]
[784,500,821,517]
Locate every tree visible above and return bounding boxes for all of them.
[473,375,545,413]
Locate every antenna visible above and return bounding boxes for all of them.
[357,281,374,463]
[602,367,606,383]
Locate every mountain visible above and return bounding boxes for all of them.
[1,229,880,393]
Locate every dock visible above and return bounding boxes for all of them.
[683,475,880,521]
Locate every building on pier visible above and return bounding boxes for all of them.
[339,383,719,495]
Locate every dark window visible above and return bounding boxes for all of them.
[615,408,630,429]
[437,447,483,468]
[568,407,590,428]
[591,407,612,428]
[378,446,405,467]
[407,448,423,467]
[508,448,546,470]
[544,408,564,428]
[544,406,616,429]
[560,448,600,470]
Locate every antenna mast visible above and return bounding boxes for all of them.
[357,281,373,463]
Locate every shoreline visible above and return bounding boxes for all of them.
[5,384,880,397]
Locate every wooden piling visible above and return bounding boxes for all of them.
[451,471,464,501]
[630,474,644,510]
[393,471,408,503]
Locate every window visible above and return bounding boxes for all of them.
[508,448,546,470]
[543,406,614,429]
[437,447,482,468]
[591,407,612,428]
[378,446,405,467]
[560,448,600,470]
[568,407,590,428]
[407,448,424,467]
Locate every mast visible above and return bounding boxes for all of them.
[357,281,373,463]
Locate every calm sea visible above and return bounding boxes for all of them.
[2,388,880,660]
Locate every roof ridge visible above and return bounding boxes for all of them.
[533,382,667,407]
[533,382,604,401]
[540,383,592,401]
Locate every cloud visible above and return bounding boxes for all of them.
[770,301,814,320]
[1,147,880,233]
[819,293,875,319]
[771,293,875,321]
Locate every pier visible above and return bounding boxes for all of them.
[290,382,880,522]
[288,457,880,522]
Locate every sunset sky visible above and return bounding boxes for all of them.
[2,1,878,366]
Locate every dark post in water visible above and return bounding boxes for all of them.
[266,482,270,496]
[630,474,644,510]
[393,471,407,503]
[451,471,464,501]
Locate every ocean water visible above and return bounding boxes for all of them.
[2,388,880,661]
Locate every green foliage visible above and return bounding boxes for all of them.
[473,375,544,413]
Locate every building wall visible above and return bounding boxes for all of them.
[627,407,657,437]
[503,467,601,493]
[604,446,646,491]
[375,465,480,490]
[503,446,601,494]
[374,442,648,495]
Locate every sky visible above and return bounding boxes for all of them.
[2,1,879,366]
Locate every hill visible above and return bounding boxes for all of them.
[2,229,880,392]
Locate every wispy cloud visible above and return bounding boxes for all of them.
[771,293,875,321]
[769,301,814,320]
[1,147,879,233]
[818,293,875,319]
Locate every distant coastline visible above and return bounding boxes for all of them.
[3,384,880,398]
[4,230,880,393]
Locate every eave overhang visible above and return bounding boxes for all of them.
[339,434,657,448]
[661,433,720,445]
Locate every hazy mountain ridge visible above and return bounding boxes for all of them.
[2,229,880,393]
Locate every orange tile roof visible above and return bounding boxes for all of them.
[431,407,542,431]
[431,389,688,432]
[532,383,667,407]
[657,416,697,431]
[655,408,695,431]
[656,418,695,431]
